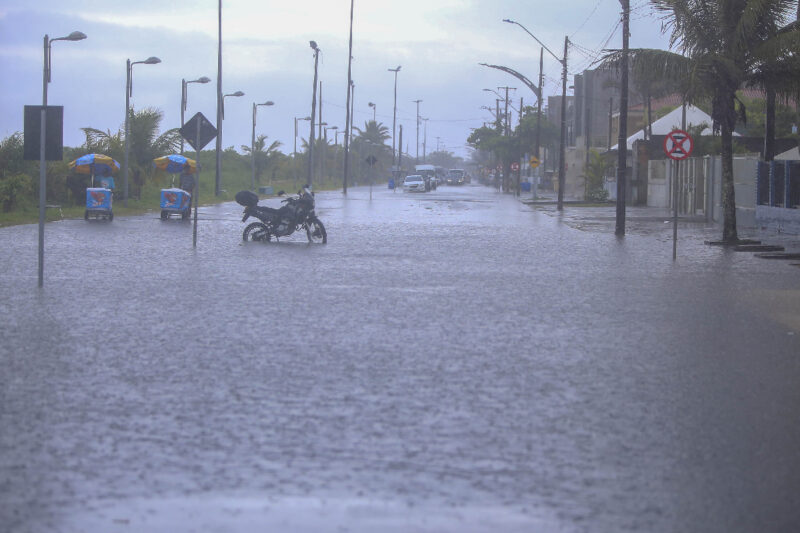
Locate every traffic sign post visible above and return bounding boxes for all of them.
[664,129,693,260]
[180,112,217,247]
[663,129,693,161]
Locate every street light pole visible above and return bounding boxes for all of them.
[38,31,85,288]
[502,19,569,210]
[308,41,320,187]
[343,0,355,194]
[181,76,210,154]
[294,116,310,188]
[413,99,422,162]
[123,56,161,208]
[389,66,401,166]
[368,102,376,122]
[215,0,223,196]
[251,100,274,190]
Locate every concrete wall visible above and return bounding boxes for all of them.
[646,155,759,227]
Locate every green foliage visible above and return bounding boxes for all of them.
[736,93,800,138]
[582,150,609,202]
[0,173,33,212]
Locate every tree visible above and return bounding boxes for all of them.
[603,0,800,242]
[241,135,282,184]
[80,108,181,198]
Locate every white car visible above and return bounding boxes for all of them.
[403,174,426,192]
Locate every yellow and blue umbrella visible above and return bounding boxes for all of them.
[69,153,120,175]
[153,154,197,174]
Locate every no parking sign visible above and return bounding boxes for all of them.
[663,129,693,160]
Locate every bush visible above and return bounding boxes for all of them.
[0,173,33,212]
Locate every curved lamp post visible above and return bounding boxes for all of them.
[181,76,210,154]
[38,30,86,287]
[251,100,274,190]
[502,18,568,211]
[368,102,376,122]
[212,89,244,195]
[123,56,161,207]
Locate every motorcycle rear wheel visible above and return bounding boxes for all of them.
[243,222,271,242]
[306,217,327,244]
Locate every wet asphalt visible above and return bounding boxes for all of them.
[1,183,799,532]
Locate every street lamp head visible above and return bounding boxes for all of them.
[226,91,244,97]
[368,102,375,107]
[502,18,516,24]
[263,101,274,106]
[143,56,161,65]
[310,40,318,51]
[64,31,87,41]
[388,66,401,73]
[194,76,211,83]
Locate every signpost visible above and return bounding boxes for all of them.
[179,112,217,247]
[664,129,693,260]
[365,154,377,200]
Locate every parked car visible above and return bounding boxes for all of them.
[403,174,427,192]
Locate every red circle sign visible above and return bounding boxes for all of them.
[663,129,694,161]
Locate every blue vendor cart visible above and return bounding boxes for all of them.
[69,153,119,222]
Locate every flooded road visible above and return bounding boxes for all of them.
[1,184,799,532]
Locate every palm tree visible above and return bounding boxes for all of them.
[81,108,181,197]
[353,120,390,150]
[604,0,800,242]
[241,134,282,184]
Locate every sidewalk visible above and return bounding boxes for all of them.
[519,189,800,253]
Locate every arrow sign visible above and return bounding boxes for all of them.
[663,129,693,161]
[180,112,217,151]
[365,155,377,167]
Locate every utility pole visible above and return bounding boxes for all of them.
[343,0,354,194]
[413,99,422,161]
[422,117,428,162]
[318,81,323,140]
[615,0,629,235]
[389,66,401,166]
[499,86,516,135]
[535,47,543,161]
[557,36,569,211]
[607,97,613,152]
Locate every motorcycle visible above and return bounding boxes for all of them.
[235,186,327,244]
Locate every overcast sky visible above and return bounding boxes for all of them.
[0,0,671,159]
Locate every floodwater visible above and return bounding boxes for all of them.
[1,184,799,532]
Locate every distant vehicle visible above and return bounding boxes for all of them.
[403,174,426,192]
[415,164,437,191]
[447,169,466,185]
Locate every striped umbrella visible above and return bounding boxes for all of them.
[153,154,197,174]
[68,153,120,175]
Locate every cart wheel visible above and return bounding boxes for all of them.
[160,210,168,220]
[108,211,113,221]
[84,210,89,220]
[181,209,190,220]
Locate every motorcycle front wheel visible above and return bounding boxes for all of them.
[243,222,271,242]
[306,217,327,244]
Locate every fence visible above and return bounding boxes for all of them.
[755,160,800,234]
